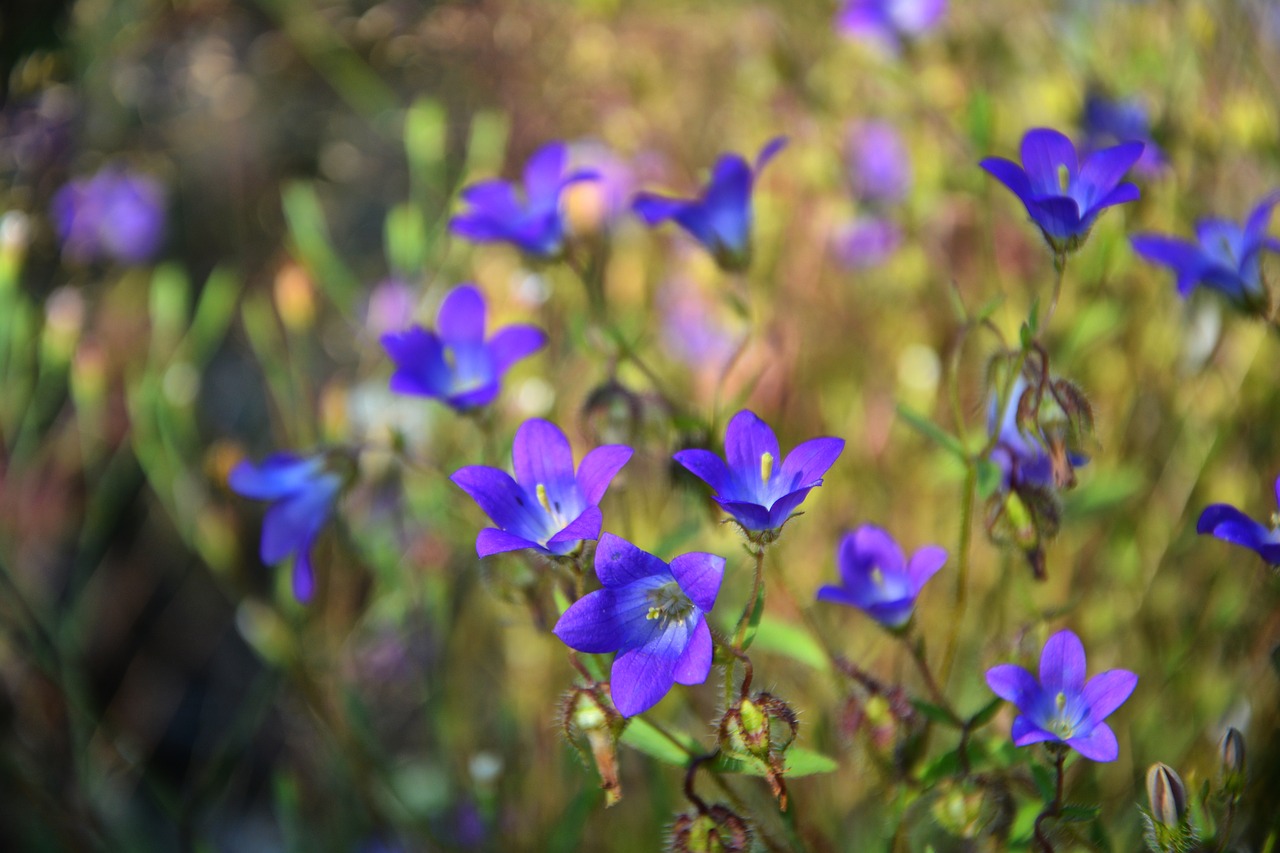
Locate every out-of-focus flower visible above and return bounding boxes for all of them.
[846,121,911,204]
[831,216,902,269]
[658,281,741,371]
[229,452,343,602]
[1130,192,1280,314]
[381,284,545,410]
[365,278,417,337]
[985,629,1137,762]
[673,410,844,540]
[451,419,632,558]
[553,533,724,716]
[1196,474,1280,566]
[51,165,165,264]
[981,128,1143,255]
[450,142,597,258]
[561,140,638,234]
[816,525,947,630]
[1082,91,1165,176]
[633,138,786,273]
[836,0,947,50]
[988,375,1054,493]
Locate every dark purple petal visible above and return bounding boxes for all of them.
[1075,141,1144,210]
[1019,129,1078,196]
[906,545,948,594]
[980,157,1034,205]
[1196,503,1256,535]
[714,499,773,531]
[512,419,577,492]
[446,382,501,411]
[610,645,678,716]
[779,436,844,488]
[669,552,725,612]
[766,487,814,529]
[755,137,788,172]
[632,194,689,225]
[671,619,714,685]
[816,584,861,608]
[1067,722,1120,762]
[1244,191,1280,246]
[475,528,542,558]
[723,410,780,481]
[382,327,451,398]
[843,525,907,577]
[229,454,320,500]
[450,466,546,542]
[1131,235,1210,297]
[672,449,733,495]
[1028,197,1083,241]
[985,663,1040,709]
[1080,669,1138,724]
[460,180,521,213]
[1011,715,1058,747]
[1089,182,1140,214]
[260,486,335,565]
[576,445,633,505]
[1039,630,1087,696]
[487,325,547,374]
[436,285,486,344]
[1274,475,1280,510]
[523,142,568,203]
[546,506,603,552]
[594,532,668,587]
[554,589,623,654]
[865,598,915,628]
[293,548,316,602]
[702,154,753,254]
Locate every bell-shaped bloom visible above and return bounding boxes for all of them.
[632,138,786,272]
[988,375,1055,493]
[381,284,545,410]
[846,121,911,204]
[1196,474,1280,566]
[553,533,725,716]
[673,410,844,537]
[229,452,343,602]
[985,629,1137,762]
[450,141,597,258]
[451,419,632,558]
[1082,92,1165,176]
[52,166,165,264]
[816,525,947,629]
[1130,192,1280,313]
[981,128,1143,255]
[836,0,946,50]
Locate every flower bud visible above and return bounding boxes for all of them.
[669,804,752,853]
[1146,762,1188,828]
[1218,727,1246,802]
[559,684,625,807]
[717,692,798,808]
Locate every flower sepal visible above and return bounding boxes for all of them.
[716,692,799,808]
[559,682,627,807]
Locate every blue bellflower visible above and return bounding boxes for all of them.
[1197,474,1280,566]
[816,525,947,629]
[451,419,632,558]
[632,138,786,272]
[381,284,546,410]
[985,629,1138,762]
[836,0,947,50]
[981,128,1143,255]
[554,533,725,716]
[989,375,1055,493]
[229,452,344,602]
[52,166,165,264]
[1082,92,1165,176]
[450,142,597,258]
[1130,192,1280,313]
[674,410,844,539]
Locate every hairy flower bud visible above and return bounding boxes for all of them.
[717,692,799,808]
[560,684,626,807]
[1218,727,1246,802]
[1146,763,1187,827]
[669,804,753,853]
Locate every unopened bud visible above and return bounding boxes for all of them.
[717,693,798,808]
[1146,762,1188,828]
[669,804,752,853]
[560,685,624,807]
[1219,727,1246,802]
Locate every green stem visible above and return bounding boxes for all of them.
[1033,746,1066,853]
[940,463,976,686]
[732,547,766,648]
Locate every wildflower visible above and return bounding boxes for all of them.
[451,419,632,558]
[985,629,1137,761]
[632,138,786,272]
[846,121,911,204]
[981,128,1143,256]
[1082,91,1165,176]
[553,533,724,716]
[52,166,165,264]
[1196,474,1280,566]
[381,284,545,410]
[229,452,344,602]
[1130,192,1280,314]
[816,524,947,630]
[673,410,844,542]
[836,0,947,50]
[450,141,597,258]
[830,217,902,269]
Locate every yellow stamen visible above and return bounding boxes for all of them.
[760,451,774,484]
[536,483,553,515]
[1057,163,1071,192]
[646,607,662,621]
[871,566,884,586]
[1056,691,1067,712]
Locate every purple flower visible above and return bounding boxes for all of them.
[988,376,1054,493]
[364,278,417,337]
[451,419,632,558]
[52,166,165,264]
[981,128,1143,255]
[381,284,546,410]
[846,121,911,204]
[1082,92,1165,176]
[229,452,343,602]
[985,629,1138,762]
[553,533,724,716]
[632,138,786,272]
[831,217,902,269]
[836,0,946,50]
[658,282,741,371]
[450,142,597,258]
[816,525,947,629]
[673,410,844,538]
[1197,474,1280,566]
[1130,193,1280,314]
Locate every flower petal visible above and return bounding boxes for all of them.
[229,454,322,500]
[702,154,753,255]
[450,465,547,543]
[847,525,907,575]
[714,498,773,531]
[292,547,317,603]
[1067,722,1120,762]
[512,419,577,492]
[723,410,780,484]
[260,487,335,565]
[1081,669,1138,725]
[554,589,623,654]
[906,545,948,595]
[672,619,714,686]
[669,552,725,612]
[610,645,678,716]
[1131,235,1210,297]
[1019,128,1078,196]
[487,324,547,374]
[673,449,733,495]
[1090,182,1140,213]
[546,506,603,552]
[595,532,669,587]
[382,327,451,398]
[985,663,1040,709]
[576,445,634,505]
[1027,197,1083,242]
[435,285,486,345]
[632,193,689,225]
[475,527,543,558]
[755,137,788,172]
[1039,630,1087,696]
[1244,191,1280,247]
[1011,714,1058,747]
[780,436,845,489]
[1075,141,1144,211]
[523,142,568,203]
[766,487,814,529]
[980,157,1034,206]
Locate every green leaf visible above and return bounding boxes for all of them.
[1031,763,1056,804]
[896,404,967,461]
[976,459,1004,500]
[967,697,1003,728]
[749,615,829,671]
[713,747,837,778]
[184,267,241,365]
[910,700,960,727]
[972,293,1005,323]
[384,203,428,275]
[619,717,697,766]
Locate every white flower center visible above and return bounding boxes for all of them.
[645,582,694,628]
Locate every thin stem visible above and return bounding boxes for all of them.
[905,636,962,727]
[732,547,766,648]
[940,463,976,686]
[1214,801,1236,853]
[1033,747,1066,853]
[1040,253,1067,334]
